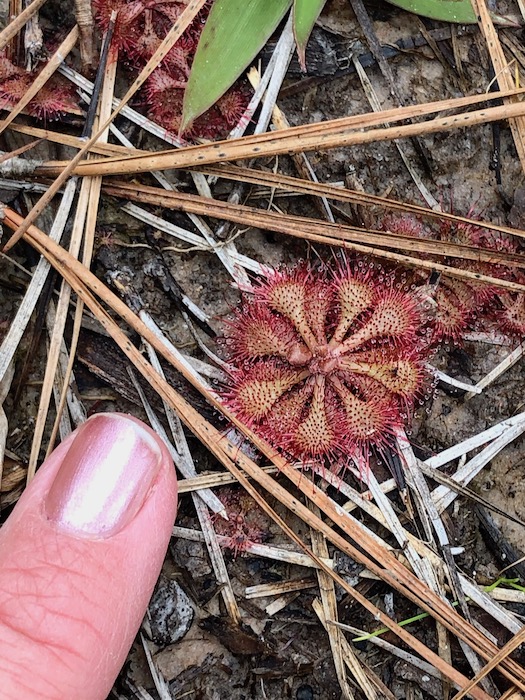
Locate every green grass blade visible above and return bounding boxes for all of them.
[293,0,327,70]
[384,0,477,23]
[182,0,292,133]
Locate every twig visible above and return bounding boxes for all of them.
[36,89,525,179]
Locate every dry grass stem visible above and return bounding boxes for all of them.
[352,55,439,209]
[142,347,224,515]
[74,0,93,68]
[432,416,525,513]
[46,48,118,455]
[248,67,335,222]
[27,39,118,473]
[27,173,92,481]
[0,178,77,384]
[35,89,525,179]
[0,0,47,51]
[426,412,525,469]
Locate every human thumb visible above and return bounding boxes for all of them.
[0,412,178,700]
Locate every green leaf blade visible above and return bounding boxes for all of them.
[384,0,477,24]
[182,0,292,133]
[293,0,327,70]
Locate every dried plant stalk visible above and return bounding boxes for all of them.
[173,526,333,569]
[36,90,525,179]
[0,179,77,385]
[0,0,46,51]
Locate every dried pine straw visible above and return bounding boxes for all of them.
[5,118,525,243]
[30,88,525,180]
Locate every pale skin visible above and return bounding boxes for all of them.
[0,414,178,700]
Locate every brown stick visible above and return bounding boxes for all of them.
[0,0,46,51]
[36,94,525,179]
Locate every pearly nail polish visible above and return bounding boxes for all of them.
[45,413,162,538]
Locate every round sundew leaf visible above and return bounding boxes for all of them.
[225,304,299,361]
[345,290,421,350]
[331,275,374,342]
[230,364,303,421]
[293,0,327,70]
[291,380,339,456]
[181,0,291,132]
[266,277,318,349]
[500,292,525,335]
[329,375,396,443]
[265,383,311,438]
[304,280,333,344]
[267,278,307,318]
[352,353,425,399]
[432,285,470,342]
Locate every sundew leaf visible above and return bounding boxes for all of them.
[181,0,292,133]
[385,0,478,23]
[293,0,327,70]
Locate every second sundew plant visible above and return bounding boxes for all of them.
[383,213,525,342]
[221,259,432,468]
[92,0,250,139]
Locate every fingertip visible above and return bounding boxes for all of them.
[0,413,178,700]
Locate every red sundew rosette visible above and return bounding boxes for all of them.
[220,260,432,467]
